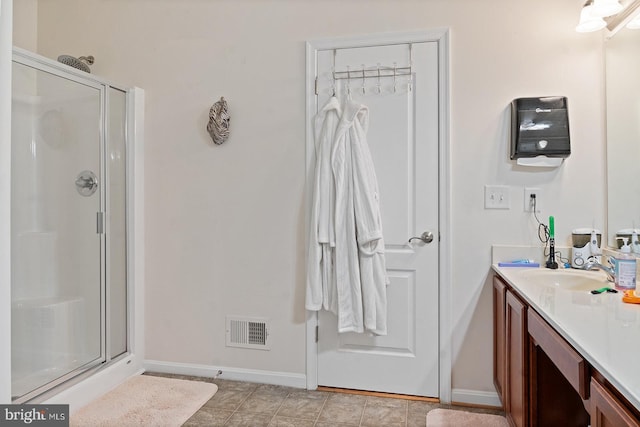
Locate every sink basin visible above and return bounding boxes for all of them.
[516,268,610,292]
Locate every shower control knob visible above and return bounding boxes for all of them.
[75,170,98,196]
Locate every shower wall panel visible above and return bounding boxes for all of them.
[107,87,127,359]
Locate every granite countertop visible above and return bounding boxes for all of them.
[493,264,640,410]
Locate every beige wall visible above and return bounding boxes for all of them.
[13,0,606,397]
[12,0,36,51]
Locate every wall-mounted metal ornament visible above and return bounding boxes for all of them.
[207,97,230,145]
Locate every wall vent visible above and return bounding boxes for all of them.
[225,316,270,350]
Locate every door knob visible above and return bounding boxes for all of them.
[408,231,434,244]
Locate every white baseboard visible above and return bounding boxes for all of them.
[451,388,502,408]
[144,360,499,407]
[144,360,307,389]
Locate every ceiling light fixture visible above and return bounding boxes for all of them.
[627,14,640,29]
[592,0,624,17]
[576,0,607,32]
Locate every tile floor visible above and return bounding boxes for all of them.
[146,372,504,427]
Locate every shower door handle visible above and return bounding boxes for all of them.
[75,170,98,196]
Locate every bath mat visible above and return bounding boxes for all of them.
[426,408,509,427]
[70,374,217,427]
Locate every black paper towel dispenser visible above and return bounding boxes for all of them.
[510,96,570,166]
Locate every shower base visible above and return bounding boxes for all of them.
[11,296,101,400]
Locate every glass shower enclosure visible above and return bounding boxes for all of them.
[11,49,129,402]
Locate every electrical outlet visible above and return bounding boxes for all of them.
[485,185,510,209]
[524,187,543,212]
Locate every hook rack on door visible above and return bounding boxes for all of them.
[332,64,412,81]
[331,44,413,81]
[330,44,413,95]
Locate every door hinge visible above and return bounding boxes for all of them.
[314,77,318,95]
[97,211,105,234]
[315,325,319,343]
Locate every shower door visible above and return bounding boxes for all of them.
[11,59,105,401]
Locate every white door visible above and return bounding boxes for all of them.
[312,41,441,397]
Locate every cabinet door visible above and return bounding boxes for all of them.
[493,277,506,405]
[591,379,640,427]
[506,290,528,427]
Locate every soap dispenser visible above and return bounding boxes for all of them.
[613,237,636,291]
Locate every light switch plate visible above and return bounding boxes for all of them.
[485,185,510,209]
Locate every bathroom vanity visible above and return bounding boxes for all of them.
[493,266,640,427]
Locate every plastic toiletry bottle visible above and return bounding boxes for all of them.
[613,237,636,291]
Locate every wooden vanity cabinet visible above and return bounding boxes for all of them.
[493,277,506,404]
[527,309,590,427]
[591,377,640,427]
[493,276,528,427]
[494,274,640,427]
[505,290,528,427]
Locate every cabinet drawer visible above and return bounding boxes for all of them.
[591,378,640,426]
[528,309,589,399]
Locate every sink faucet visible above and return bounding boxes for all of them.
[579,259,615,282]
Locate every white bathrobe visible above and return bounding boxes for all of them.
[306,97,340,314]
[306,97,388,336]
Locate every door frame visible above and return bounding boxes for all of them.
[304,29,452,403]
